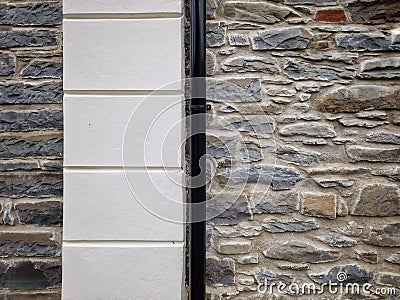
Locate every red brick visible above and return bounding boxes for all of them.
[316,9,347,23]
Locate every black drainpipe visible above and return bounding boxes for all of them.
[189,0,206,299]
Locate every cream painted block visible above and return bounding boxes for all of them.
[64,95,183,167]
[63,170,184,241]
[62,244,184,300]
[64,0,182,14]
[63,19,183,91]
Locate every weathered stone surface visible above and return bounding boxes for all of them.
[206,0,216,20]
[276,145,327,166]
[316,9,346,23]
[262,218,319,233]
[240,147,262,162]
[251,28,313,50]
[352,184,400,217]
[206,50,216,76]
[367,132,400,144]
[0,110,63,132]
[0,161,39,172]
[302,193,336,219]
[280,122,337,138]
[206,139,236,158]
[365,223,400,247]
[375,272,400,288]
[237,254,258,265]
[5,292,60,300]
[0,30,58,48]
[222,56,279,74]
[220,165,301,190]
[356,250,378,264]
[316,85,400,113]
[0,82,63,104]
[206,24,227,47]
[224,1,299,24]
[0,139,63,158]
[336,33,392,51]
[300,52,359,65]
[346,146,400,163]
[337,116,388,128]
[372,167,400,182]
[217,241,252,255]
[207,194,251,225]
[21,61,62,79]
[355,110,387,120]
[228,34,249,46]
[0,232,58,257]
[347,0,400,24]
[41,160,62,171]
[313,177,354,188]
[207,78,261,102]
[253,192,299,214]
[263,241,341,263]
[0,3,62,26]
[338,221,363,237]
[215,225,262,238]
[317,234,357,248]
[0,173,62,198]
[15,201,62,226]
[0,260,61,289]
[206,257,235,286]
[278,263,309,271]
[253,268,293,285]
[0,53,15,76]
[310,265,373,284]
[285,0,337,5]
[226,119,275,133]
[359,57,400,79]
[387,253,400,265]
[283,59,354,82]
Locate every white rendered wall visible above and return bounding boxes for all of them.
[62,1,185,299]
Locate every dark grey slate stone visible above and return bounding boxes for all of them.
[347,0,400,24]
[336,33,392,51]
[220,165,301,190]
[276,145,327,166]
[0,53,15,76]
[0,82,63,104]
[206,24,227,47]
[206,257,235,286]
[365,223,400,247]
[254,192,299,214]
[254,268,293,285]
[241,147,262,162]
[252,28,312,50]
[317,234,357,247]
[387,253,400,265]
[0,260,61,289]
[310,265,373,285]
[0,241,58,257]
[347,146,400,163]
[262,219,319,233]
[207,194,251,225]
[358,57,400,79]
[283,59,354,83]
[15,201,62,227]
[0,110,63,132]
[285,0,337,5]
[0,161,39,171]
[222,56,279,74]
[263,241,341,263]
[21,61,62,79]
[0,173,63,198]
[206,78,262,102]
[206,139,236,158]
[0,30,58,48]
[0,139,63,158]
[366,132,400,145]
[0,3,62,26]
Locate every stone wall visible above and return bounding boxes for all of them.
[204,0,400,299]
[0,1,62,298]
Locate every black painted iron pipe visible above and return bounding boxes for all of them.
[189,0,206,299]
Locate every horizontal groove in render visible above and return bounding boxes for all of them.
[63,241,184,248]
[63,12,182,20]
[63,90,184,96]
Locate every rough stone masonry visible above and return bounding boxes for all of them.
[202,0,400,299]
[0,0,62,299]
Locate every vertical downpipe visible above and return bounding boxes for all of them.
[189,0,206,299]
